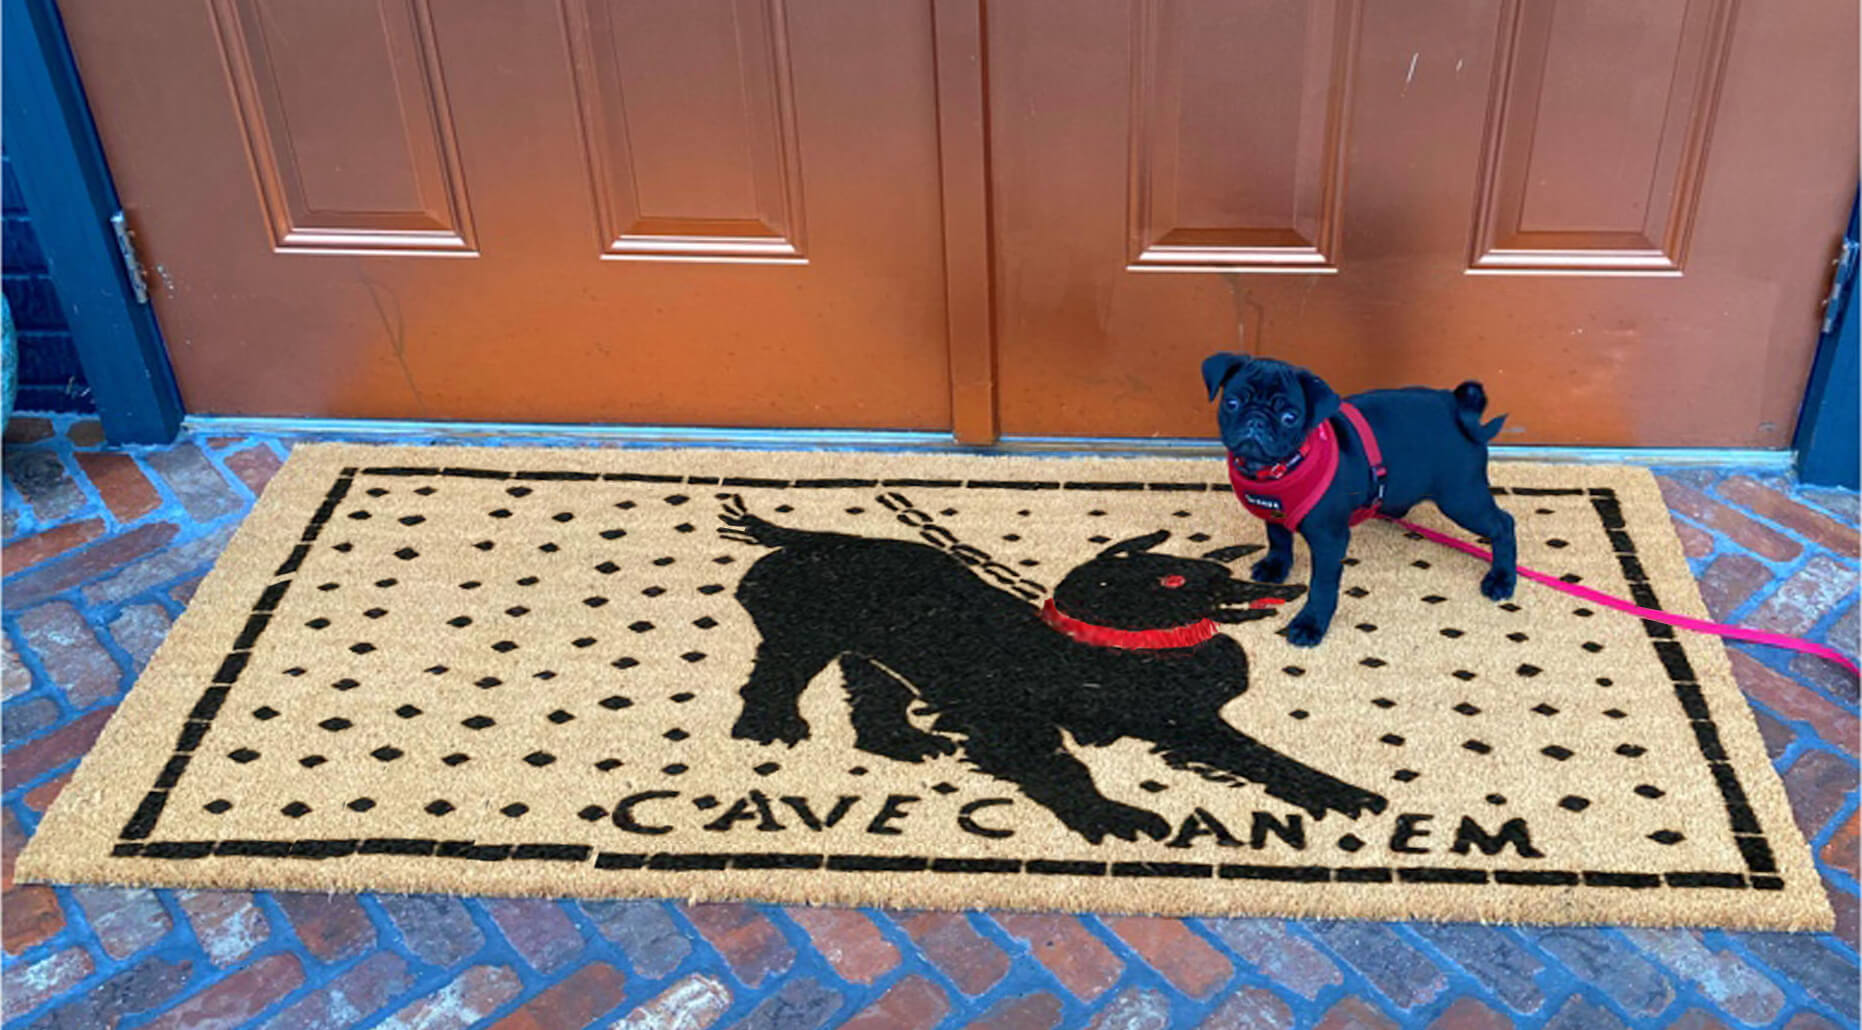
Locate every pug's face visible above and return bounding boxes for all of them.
[1202,354,1341,470]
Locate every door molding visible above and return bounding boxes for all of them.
[2,0,181,444]
[932,0,999,444]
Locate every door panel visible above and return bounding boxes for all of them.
[209,0,475,252]
[1471,0,1731,272]
[59,0,952,428]
[566,0,806,260]
[990,0,1859,447]
[1127,0,1356,271]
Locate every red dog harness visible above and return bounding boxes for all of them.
[1227,402,1386,533]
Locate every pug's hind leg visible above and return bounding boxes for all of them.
[1438,492,1517,600]
[841,656,955,762]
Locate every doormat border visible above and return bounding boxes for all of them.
[104,458,1785,897]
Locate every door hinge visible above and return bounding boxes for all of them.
[109,211,150,305]
[1819,236,1857,335]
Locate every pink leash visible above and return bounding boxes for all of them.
[1379,515,1860,677]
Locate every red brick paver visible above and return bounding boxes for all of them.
[1822,811,1858,879]
[1782,749,1855,839]
[841,974,950,1030]
[612,974,732,1030]
[3,518,103,570]
[997,912,1125,1003]
[143,952,305,1030]
[895,911,1012,997]
[785,906,900,984]
[20,770,69,813]
[682,902,796,988]
[14,601,119,708]
[970,991,1066,1030]
[224,445,285,495]
[1106,916,1234,1000]
[6,521,180,607]
[70,886,170,959]
[1750,555,1857,637]
[260,951,412,1030]
[1657,479,1803,561]
[176,889,271,967]
[1698,553,1773,619]
[487,961,627,1030]
[1730,651,1858,754]
[1719,476,1860,557]
[1198,987,1295,1030]
[1203,918,1343,1001]
[377,964,521,1030]
[1,883,64,955]
[3,705,114,788]
[142,443,240,521]
[482,898,584,974]
[1,946,92,1021]
[73,451,159,523]
[1313,996,1400,1030]
[4,417,53,443]
[1428,997,1512,1030]
[274,892,376,963]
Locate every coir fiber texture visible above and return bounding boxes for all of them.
[17,445,1831,929]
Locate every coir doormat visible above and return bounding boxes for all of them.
[19,445,1830,929]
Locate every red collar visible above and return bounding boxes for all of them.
[1235,427,1323,481]
[1228,420,1341,531]
[1040,598,1219,650]
[1225,403,1385,533]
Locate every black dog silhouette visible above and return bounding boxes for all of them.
[717,497,1387,844]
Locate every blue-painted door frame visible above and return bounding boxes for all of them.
[1793,196,1859,489]
[1,0,182,444]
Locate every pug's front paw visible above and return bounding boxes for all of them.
[1283,610,1330,647]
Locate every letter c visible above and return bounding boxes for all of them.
[957,798,1015,839]
[613,791,680,835]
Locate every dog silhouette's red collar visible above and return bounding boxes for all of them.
[1040,598,1220,650]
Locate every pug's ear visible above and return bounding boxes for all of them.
[1297,370,1341,428]
[1202,353,1248,401]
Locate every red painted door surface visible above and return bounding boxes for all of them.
[57,0,1860,445]
[986,0,1858,446]
[56,0,957,430]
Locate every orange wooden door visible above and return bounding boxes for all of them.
[987,0,1859,446]
[56,0,955,430]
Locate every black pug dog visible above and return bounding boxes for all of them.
[717,496,1387,844]
[1203,354,1515,647]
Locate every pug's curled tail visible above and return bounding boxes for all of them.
[717,495,808,549]
[1453,381,1507,444]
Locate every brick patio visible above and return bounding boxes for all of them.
[2,414,1856,1030]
